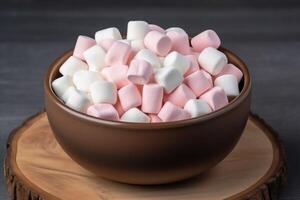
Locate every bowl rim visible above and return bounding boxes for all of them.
[44,47,251,130]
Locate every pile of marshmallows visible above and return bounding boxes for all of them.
[52,21,243,123]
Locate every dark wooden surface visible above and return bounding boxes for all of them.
[0,2,300,199]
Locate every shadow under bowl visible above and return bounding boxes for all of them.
[44,47,251,185]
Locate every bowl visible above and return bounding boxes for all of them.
[44,47,251,185]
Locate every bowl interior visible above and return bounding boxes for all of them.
[45,47,251,129]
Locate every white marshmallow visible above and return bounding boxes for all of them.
[154,67,183,93]
[164,51,190,75]
[127,21,149,40]
[166,27,187,34]
[59,56,88,76]
[65,88,90,112]
[73,70,102,92]
[95,27,122,44]
[131,40,145,53]
[184,99,212,118]
[134,49,161,68]
[83,45,106,72]
[61,86,76,102]
[89,80,117,104]
[121,108,150,123]
[51,76,73,99]
[214,74,239,96]
[198,47,227,75]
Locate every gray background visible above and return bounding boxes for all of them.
[1,0,300,199]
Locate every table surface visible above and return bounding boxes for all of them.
[1,3,300,200]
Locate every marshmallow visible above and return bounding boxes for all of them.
[200,87,228,111]
[166,31,191,55]
[158,101,190,122]
[184,99,212,118]
[214,74,240,97]
[119,39,131,45]
[65,88,90,112]
[95,27,122,43]
[149,24,165,33]
[166,27,187,34]
[105,41,132,66]
[184,70,213,96]
[101,65,130,89]
[142,84,163,114]
[115,100,125,116]
[198,47,227,75]
[73,35,97,60]
[73,70,102,92]
[191,30,221,52]
[83,45,106,72]
[134,49,161,68]
[158,56,165,66]
[98,38,116,51]
[87,103,119,121]
[216,63,243,82]
[54,22,237,123]
[59,56,88,76]
[127,21,149,40]
[149,114,162,123]
[154,67,183,93]
[89,80,117,104]
[52,76,73,99]
[184,55,200,76]
[61,86,76,102]
[131,40,145,53]
[191,50,200,58]
[118,84,142,111]
[144,31,172,56]
[202,69,213,80]
[165,83,196,107]
[121,108,150,123]
[127,59,153,85]
[164,51,190,75]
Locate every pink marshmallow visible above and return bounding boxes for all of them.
[165,84,196,107]
[127,59,153,85]
[166,31,191,55]
[200,87,228,111]
[142,84,163,114]
[184,55,200,76]
[215,63,243,82]
[202,69,213,80]
[158,101,191,122]
[115,100,125,116]
[136,84,144,94]
[144,31,172,56]
[118,84,142,111]
[149,114,162,123]
[191,30,221,52]
[149,24,165,33]
[105,41,132,66]
[102,65,130,89]
[73,35,96,60]
[184,70,213,97]
[87,103,119,121]
[98,38,116,51]
[191,50,200,57]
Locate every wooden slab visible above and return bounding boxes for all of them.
[5,112,286,200]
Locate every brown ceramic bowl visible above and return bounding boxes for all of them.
[44,47,251,185]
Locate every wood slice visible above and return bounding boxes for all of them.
[5,112,286,200]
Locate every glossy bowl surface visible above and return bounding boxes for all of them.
[44,47,251,185]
